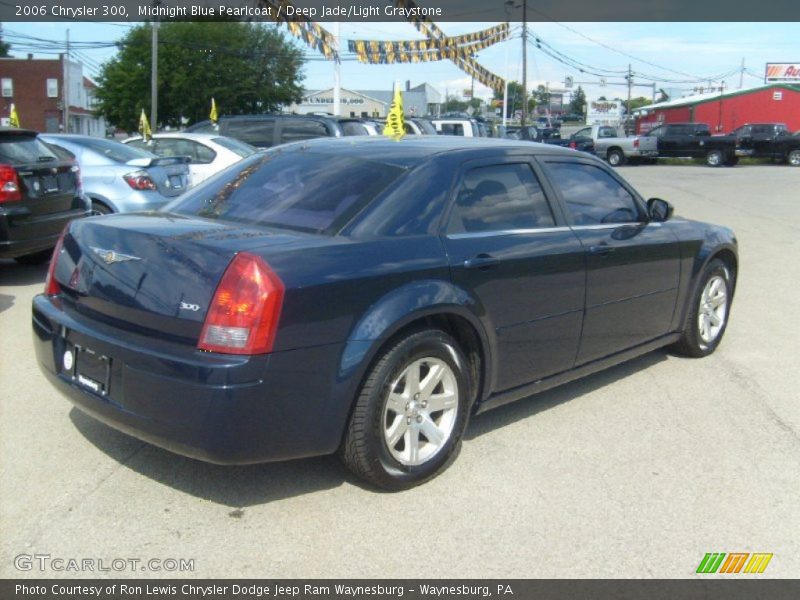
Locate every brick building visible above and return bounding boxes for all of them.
[0,54,106,135]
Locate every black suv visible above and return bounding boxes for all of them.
[729,123,800,165]
[185,115,342,149]
[0,128,90,263]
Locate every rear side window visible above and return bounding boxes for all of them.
[0,135,58,165]
[168,151,403,234]
[546,162,641,226]
[439,123,464,136]
[448,163,555,234]
[212,136,257,158]
[226,119,275,147]
[279,120,329,144]
[340,121,369,136]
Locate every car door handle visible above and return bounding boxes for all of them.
[464,254,500,270]
[589,244,616,257]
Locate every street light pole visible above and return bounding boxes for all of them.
[521,0,527,127]
[151,5,159,132]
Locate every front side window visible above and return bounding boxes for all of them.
[546,161,641,226]
[448,163,555,234]
[279,120,328,144]
[226,119,275,147]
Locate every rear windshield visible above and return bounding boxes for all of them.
[167,149,404,234]
[413,119,437,135]
[212,136,257,158]
[0,135,59,165]
[68,137,154,163]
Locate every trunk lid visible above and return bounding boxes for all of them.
[0,131,81,215]
[126,156,190,197]
[52,212,328,343]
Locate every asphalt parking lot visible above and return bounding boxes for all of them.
[1,164,798,579]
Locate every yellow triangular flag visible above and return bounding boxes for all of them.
[8,103,20,128]
[383,87,405,140]
[210,98,218,123]
[138,109,152,141]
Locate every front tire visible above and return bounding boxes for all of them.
[671,259,733,358]
[341,329,471,490]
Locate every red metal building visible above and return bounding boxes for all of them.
[635,84,800,134]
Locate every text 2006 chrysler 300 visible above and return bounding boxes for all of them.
[32,137,737,490]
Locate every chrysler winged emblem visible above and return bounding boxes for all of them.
[90,247,142,265]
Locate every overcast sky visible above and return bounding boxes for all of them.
[3,21,797,103]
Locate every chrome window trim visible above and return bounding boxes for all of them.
[446,222,658,240]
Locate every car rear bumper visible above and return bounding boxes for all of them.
[32,294,350,464]
[0,206,91,259]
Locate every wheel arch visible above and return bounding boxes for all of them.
[86,194,118,214]
[334,281,495,448]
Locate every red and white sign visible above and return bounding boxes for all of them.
[765,63,800,82]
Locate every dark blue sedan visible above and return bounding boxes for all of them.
[32,137,738,490]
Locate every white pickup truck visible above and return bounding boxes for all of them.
[570,124,658,166]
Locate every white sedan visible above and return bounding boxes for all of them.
[122,133,257,187]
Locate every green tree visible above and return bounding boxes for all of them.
[569,86,586,115]
[96,22,305,131]
[494,81,525,118]
[624,96,652,113]
[0,30,11,57]
[444,95,469,113]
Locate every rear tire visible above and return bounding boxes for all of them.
[706,150,724,167]
[671,259,733,358]
[607,149,625,167]
[91,201,112,216]
[340,329,471,491]
[788,150,800,167]
[14,249,53,266]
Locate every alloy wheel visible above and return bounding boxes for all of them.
[698,275,728,343]
[382,357,459,466]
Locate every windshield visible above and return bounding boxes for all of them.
[211,136,257,158]
[0,135,59,165]
[167,149,404,234]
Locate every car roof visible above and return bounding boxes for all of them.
[277,135,582,168]
[122,132,222,142]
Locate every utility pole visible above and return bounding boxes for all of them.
[333,22,340,117]
[151,17,158,132]
[63,29,70,133]
[521,0,528,126]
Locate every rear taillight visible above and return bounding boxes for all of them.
[198,253,285,355]
[0,164,22,203]
[569,141,577,149]
[44,227,68,295]
[123,170,157,191]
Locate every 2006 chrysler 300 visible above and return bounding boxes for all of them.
[32,137,737,490]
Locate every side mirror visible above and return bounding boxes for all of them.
[647,198,674,222]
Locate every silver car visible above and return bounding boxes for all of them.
[40,135,190,215]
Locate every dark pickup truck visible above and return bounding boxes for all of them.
[505,125,595,154]
[730,123,800,166]
[642,123,738,167]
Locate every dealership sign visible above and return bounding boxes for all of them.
[587,99,623,124]
[765,63,800,82]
